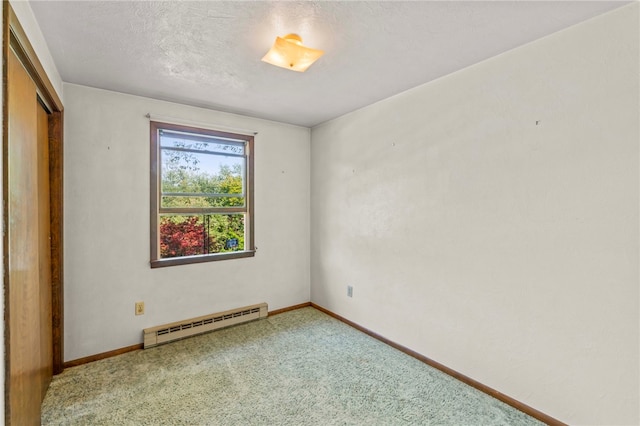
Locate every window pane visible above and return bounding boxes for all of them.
[161,149,245,208]
[159,214,245,259]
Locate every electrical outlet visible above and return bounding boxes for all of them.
[347,285,353,298]
[135,301,145,316]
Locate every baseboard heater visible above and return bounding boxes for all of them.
[143,302,268,349]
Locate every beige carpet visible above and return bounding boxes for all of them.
[42,307,543,425]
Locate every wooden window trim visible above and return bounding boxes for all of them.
[150,121,255,268]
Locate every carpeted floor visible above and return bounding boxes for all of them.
[42,307,543,425]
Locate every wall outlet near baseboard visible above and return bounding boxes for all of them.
[135,301,145,315]
[347,285,353,298]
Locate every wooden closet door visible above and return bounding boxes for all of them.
[7,46,52,424]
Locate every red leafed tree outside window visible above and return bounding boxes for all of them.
[159,216,206,258]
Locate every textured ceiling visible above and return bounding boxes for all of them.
[30,1,630,127]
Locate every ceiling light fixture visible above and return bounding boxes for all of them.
[261,33,324,72]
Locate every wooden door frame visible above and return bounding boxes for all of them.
[3,2,64,420]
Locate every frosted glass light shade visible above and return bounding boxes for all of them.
[261,34,324,72]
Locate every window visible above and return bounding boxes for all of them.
[150,121,254,267]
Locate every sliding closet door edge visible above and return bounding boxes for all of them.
[3,3,12,424]
[49,110,63,374]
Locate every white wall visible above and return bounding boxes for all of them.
[310,4,639,425]
[63,83,310,361]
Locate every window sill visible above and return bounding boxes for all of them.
[150,250,255,268]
